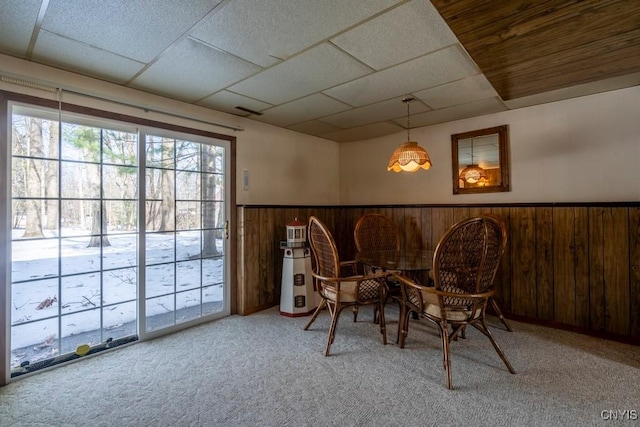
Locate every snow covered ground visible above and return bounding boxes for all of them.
[10,228,224,367]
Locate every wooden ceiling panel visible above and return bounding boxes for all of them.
[431,0,640,100]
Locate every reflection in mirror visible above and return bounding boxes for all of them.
[452,125,510,194]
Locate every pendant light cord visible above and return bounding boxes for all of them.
[403,96,414,142]
[406,99,410,141]
[470,138,474,163]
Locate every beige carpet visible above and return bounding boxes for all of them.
[1,306,639,426]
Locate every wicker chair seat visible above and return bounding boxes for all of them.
[422,291,482,322]
[319,277,382,303]
[405,286,483,322]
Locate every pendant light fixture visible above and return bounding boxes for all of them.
[387,97,432,172]
[458,139,487,184]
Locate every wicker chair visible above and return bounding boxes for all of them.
[481,213,512,332]
[394,215,515,389]
[353,213,402,330]
[304,216,388,356]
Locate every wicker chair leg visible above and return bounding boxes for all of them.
[304,299,326,330]
[352,306,359,322]
[449,324,465,342]
[398,307,411,349]
[325,304,342,356]
[377,301,387,345]
[490,298,513,332]
[474,319,516,374]
[440,322,453,390]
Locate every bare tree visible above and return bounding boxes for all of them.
[22,118,44,238]
[202,144,222,257]
[158,139,175,231]
[159,167,175,231]
[11,116,28,229]
[70,127,110,247]
[102,130,138,232]
[45,121,59,230]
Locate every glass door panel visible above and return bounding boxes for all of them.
[9,106,139,376]
[144,135,227,333]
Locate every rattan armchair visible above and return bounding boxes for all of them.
[394,215,515,389]
[354,213,401,255]
[353,213,402,328]
[480,213,512,332]
[305,216,388,356]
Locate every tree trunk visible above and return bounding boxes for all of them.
[202,146,221,257]
[87,201,110,247]
[86,162,110,247]
[159,169,175,231]
[45,121,59,230]
[23,118,44,238]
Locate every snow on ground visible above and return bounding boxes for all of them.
[10,228,224,366]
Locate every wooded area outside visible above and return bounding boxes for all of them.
[10,106,228,371]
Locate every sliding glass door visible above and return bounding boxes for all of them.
[142,132,228,335]
[7,103,230,377]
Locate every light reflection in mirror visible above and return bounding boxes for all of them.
[452,125,510,194]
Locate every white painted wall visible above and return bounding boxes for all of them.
[237,122,339,205]
[0,54,340,206]
[3,54,638,206]
[339,86,640,204]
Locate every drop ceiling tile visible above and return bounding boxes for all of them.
[0,0,41,57]
[320,97,430,128]
[191,0,402,67]
[33,30,145,84]
[321,121,403,142]
[130,38,261,102]
[414,74,499,109]
[324,45,478,107]
[395,97,507,128]
[287,120,342,136]
[197,91,272,115]
[253,94,351,127]
[227,43,373,105]
[42,0,222,62]
[331,0,457,70]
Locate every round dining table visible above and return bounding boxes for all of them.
[356,249,434,327]
[355,249,433,287]
[355,249,433,275]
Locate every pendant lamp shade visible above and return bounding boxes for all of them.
[387,141,431,172]
[459,164,488,183]
[387,97,432,173]
[458,138,487,183]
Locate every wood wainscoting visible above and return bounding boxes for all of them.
[237,204,640,344]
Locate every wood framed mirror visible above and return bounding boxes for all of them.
[452,125,510,194]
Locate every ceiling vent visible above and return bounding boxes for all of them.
[235,106,263,116]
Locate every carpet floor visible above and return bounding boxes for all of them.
[1,305,639,426]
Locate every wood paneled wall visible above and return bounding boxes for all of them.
[237,204,640,343]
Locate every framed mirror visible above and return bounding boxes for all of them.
[452,125,510,194]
